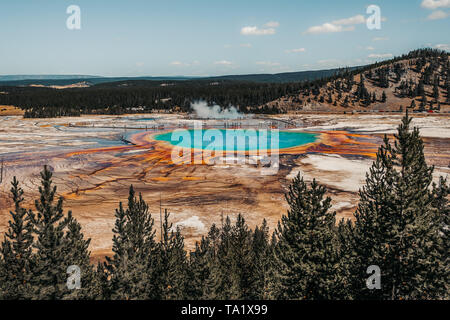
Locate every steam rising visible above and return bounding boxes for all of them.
[191,101,243,119]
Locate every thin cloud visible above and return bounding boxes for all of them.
[304,15,365,34]
[435,43,450,50]
[265,21,280,28]
[241,21,279,35]
[373,37,389,41]
[285,48,307,53]
[256,61,281,67]
[421,0,450,9]
[240,43,252,48]
[427,10,449,19]
[304,23,354,35]
[241,26,276,35]
[214,60,233,66]
[331,15,366,25]
[171,61,200,67]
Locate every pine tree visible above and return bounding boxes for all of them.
[343,95,349,107]
[104,186,158,300]
[228,214,256,300]
[272,174,339,300]
[335,219,358,300]
[96,262,110,299]
[204,217,234,299]
[0,177,34,299]
[157,210,188,300]
[28,166,75,299]
[265,232,280,299]
[1,171,98,300]
[199,215,269,300]
[433,81,439,102]
[417,79,425,97]
[431,177,449,299]
[352,113,446,299]
[62,213,101,299]
[251,220,271,299]
[201,224,222,299]
[446,70,450,103]
[187,236,213,299]
[420,94,427,111]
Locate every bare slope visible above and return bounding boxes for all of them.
[264,49,450,113]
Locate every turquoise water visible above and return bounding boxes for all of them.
[154,129,318,151]
[135,117,156,121]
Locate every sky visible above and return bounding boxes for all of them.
[0,0,449,77]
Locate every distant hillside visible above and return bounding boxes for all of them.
[0,75,103,81]
[0,76,195,87]
[202,68,358,83]
[0,67,356,87]
[263,48,450,113]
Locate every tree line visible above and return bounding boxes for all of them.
[1,49,447,118]
[0,80,310,118]
[0,114,448,300]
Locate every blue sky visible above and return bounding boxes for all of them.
[0,0,449,76]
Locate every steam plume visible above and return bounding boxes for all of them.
[191,101,243,119]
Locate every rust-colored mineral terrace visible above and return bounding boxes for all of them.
[0,114,449,261]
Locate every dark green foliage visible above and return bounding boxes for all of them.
[62,214,101,299]
[157,210,189,300]
[28,166,81,299]
[200,216,271,300]
[0,170,99,300]
[446,65,450,103]
[0,81,310,117]
[420,94,427,111]
[355,76,371,105]
[272,174,340,300]
[335,219,358,300]
[204,216,235,299]
[187,235,214,299]
[0,177,34,299]
[251,220,272,299]
[104,186,158,300]
[433,80,439,101]
[352,113,447,299]
[228,214,258,300]
[431,177,449,299]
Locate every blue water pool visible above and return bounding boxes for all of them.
[135,118,156,121]
[154,129,318,151]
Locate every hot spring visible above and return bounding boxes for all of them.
[154,129,318,152]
